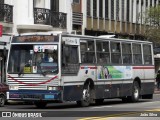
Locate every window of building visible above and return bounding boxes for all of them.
[96,41,110,64]
[133,44,142,64]
[105,0,108,19]
[126,0,130,22]
[111,42,122,64]
[116,0,119,20]
[51,0,59,12]
[80,40,96,63]
[143,44,152,64]
[93,0,97,18]
[150,0,152,6]
[146,0,148,7]
[87,0,91,16]
[122,0,125,21]
[154,0,157,7]
[73,0,80,4]
[111,0,114,20]
[99,0,103,18]
[122,43,132,64]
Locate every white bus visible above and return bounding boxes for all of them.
[7,32,155,108]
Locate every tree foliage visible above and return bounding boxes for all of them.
[144,5,160,43]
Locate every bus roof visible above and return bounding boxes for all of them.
[64,34,152,44]
[9,31,152,44]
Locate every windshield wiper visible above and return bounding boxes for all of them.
[18,67,24,76]
[37,62,46,76]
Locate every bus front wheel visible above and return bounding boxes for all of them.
[0,95,5,107]
[34,101,47,108]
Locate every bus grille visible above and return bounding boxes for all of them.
[7,76,59,90]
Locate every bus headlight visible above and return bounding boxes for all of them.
[9,85,19,90]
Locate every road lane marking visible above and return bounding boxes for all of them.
[78,111,140,120]
[78,108,160,120]
[78,117,107,120]
[91,106,112,109]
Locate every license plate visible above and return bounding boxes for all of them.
[45,95,54,99]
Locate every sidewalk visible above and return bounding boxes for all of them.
[154,88,160,94]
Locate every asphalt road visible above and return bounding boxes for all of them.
[0,94,159,120]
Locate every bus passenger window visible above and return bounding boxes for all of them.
[96,41,110,64]
[133,44,142,64]
[62,45,79,74]
[80,40,96,63]
[143,44,152,65]
[122,43,132,64]
[111,42,122,64]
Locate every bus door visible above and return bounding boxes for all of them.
[61,37,81,100]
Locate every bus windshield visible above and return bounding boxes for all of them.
[8,44,58,75]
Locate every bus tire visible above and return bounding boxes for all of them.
[78,83,91,107]
[0,95,5,107]
[130,81,140,102]
[34,101,47,108]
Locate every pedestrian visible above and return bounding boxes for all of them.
[156,70,160,90]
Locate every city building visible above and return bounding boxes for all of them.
[0,0,72,34]
[1,0,159,37]
[81,0,160,39]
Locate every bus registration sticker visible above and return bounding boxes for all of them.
[24,67,32,73]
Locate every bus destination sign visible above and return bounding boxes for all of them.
[12,35,59,43]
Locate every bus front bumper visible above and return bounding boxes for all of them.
[7,90,62,101]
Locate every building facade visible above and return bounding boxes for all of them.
[0,0,73,34]
[0,0,160,36]
[81,0,160,38]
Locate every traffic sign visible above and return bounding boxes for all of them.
[0,25,3,37]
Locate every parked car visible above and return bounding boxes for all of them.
[0,83,9,107]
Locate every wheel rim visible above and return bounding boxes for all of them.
[0,96,5,106]
[134,87,139,99]
[82,87,90,102]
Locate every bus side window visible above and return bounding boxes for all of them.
[96,41,110,64]
[80,40,95,63]
[122,43,132,64]
[143,44,152,65]
[111,42,122,64]
[133,44,142,64]
[62,45,79,74]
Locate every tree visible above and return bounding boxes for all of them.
[144,5,160,43]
